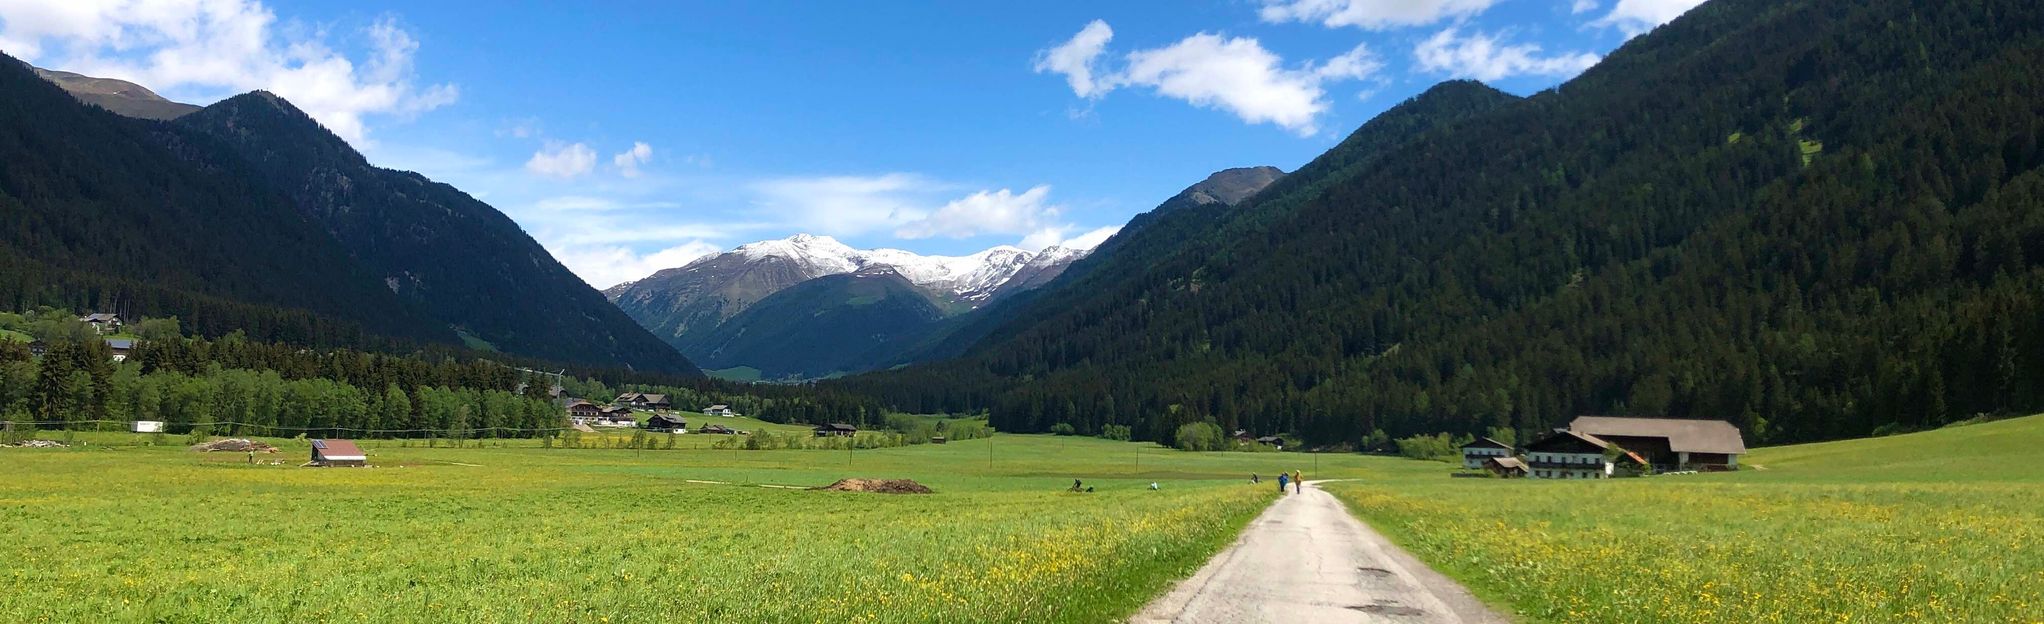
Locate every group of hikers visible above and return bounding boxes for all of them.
[1251,470,1304,493]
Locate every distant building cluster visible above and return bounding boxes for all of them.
[1465,417,1748,479]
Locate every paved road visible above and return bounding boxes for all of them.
[1132,481,1508,624]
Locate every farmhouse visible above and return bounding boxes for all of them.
[813,423,858,437]
[309,439,367,467]
[1483,456,1529,478]
[77,313,122,334]
[597,411,638,427]
[1523,430,1614,479]
[104,338,134,362]
[566,400,601,423]
[696,423,736,435]
[1460,437,1513,469]
[612,392,671,410]
[1568,416,1747,471]
[646,414,687,433]
[704,404,737,417]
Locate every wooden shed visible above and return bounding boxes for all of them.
[309,439,367,467]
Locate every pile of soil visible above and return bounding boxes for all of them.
[817,478,933,494]
[4,439,68,448]
[191,438,278,453]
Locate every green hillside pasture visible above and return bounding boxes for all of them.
[1324,415,2044,623]
[0,434,1362,623]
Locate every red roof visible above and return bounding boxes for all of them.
[312,439,366,460]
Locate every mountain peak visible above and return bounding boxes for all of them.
[1180,165,1287,207]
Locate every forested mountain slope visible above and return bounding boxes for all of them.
[836,0,2044,448]
[0,54,448,347]
[681,268,951,378]
[174,93,697,374]
[0,54,699,374]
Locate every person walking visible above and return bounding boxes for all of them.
[1293,470,1303,493]
[1276,472,1290,494]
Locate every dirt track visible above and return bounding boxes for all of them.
[1132,481,1508,624]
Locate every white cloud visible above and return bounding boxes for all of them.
[525,142,597,178]
[1258,0,1501,30]
[1571,0,1600,15]
[1594,0,1707,35]
[612,141,653,178]
[1033,19,1114,98]
[0,1,457,145]
[750,173,940,237]
[898,186,1060,240]
[551,241,725,290]
[1413,28,1600,81]
[1036,22,1379,136]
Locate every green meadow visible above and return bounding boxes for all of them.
[0,431,1347,623]
[6,417,2039,623]
[1325,415,2044,623]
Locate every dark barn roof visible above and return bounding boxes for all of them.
[1462,436,1512,450]
[1569,416,1748,455]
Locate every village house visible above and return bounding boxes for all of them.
[614,392,673,411]
[1523,430,1616,479]
[645,414,687,433]
[1568,416,1748,472]
[565,400,601,424]
[309,439,367,467]
[704,404,737,417]
[696,423,736,435]
[104,338,134,362]
[1460,437,1514,469]
[813,423,858,437]
[77,313,122,334]
[1483,456,1529,478]
[27,340,47,357]
[597,411,638,427]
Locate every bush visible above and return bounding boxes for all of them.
[1049,422,1077,436]
[1100,424,1132,441]
[1172,422,1226,451]
[1394,432,1471,462]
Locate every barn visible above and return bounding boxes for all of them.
[309,439,368,467]
[646,414,687,433]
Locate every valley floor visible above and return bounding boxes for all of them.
[2,417,2038,623]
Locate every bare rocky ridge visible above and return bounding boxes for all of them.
[34,67,202,120]
[1178,166,1287,207]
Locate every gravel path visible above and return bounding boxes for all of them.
[1133,481,1510,624]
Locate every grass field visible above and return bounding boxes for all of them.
[0,432,1352,623]
[1324,415,2044,623]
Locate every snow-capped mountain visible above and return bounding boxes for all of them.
[602,235,1098,373]
[717,234,1051,304]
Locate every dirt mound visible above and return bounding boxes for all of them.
[4,439,68,448]
[818,478,933,494]
[191,438,278,453]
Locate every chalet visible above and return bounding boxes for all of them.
[104,338,135,362]
[27,340,47,357]
[813,423,858,437]
[77,313,122,334]
[646,414,687,433]
[614,392,673,411]
[597,412,638,427]
[704,404,736,417]
[599,405,635,418]
[309,439,367,467]
[1522,430,1614,479]
[1568,416,1747,472]
[1460,437,1514,470]
[565,400,601,424]
[1483,456,1529,478]
[1254,435,1285,447]
[696,423,736,435]
[1232,429,1255,442]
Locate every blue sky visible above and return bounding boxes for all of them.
[0,0,1704,287]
